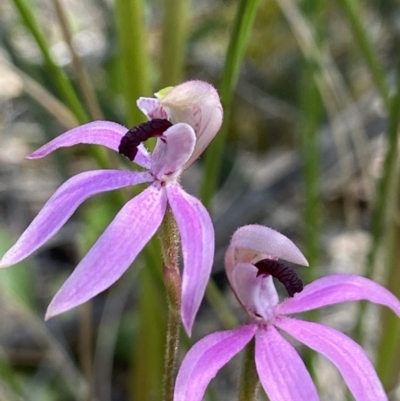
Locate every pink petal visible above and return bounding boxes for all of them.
[174,325,257,401]
[166,183,214,336]
[151,123,196,180]
[137,97,169,120]
[225,225,308,281]
[231,225,308,265]
[27,121,151,169]
[231,263,279,321]
[276,317,387,401]
[0,170,153,268]
[277,274,400,317]
[160,80,223,168]
[45,184,167,318]
[255,326,319,401]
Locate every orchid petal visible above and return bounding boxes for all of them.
[174,325,257,401]
[276,317,387,401]
[0,170,153,268]
[159,80,223,168]
[231,263,279,321]
[151,123,196,180]
[137,97,169,120]
[225,224,308,281]
[277,274,400,317]
[166,183,214,335]
[255,326,319,401]
[45,184,167,318]
[27,121,151,169]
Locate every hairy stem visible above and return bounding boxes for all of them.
[238,339,259,401]
[159,207,182,401]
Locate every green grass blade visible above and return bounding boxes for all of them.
[371,60,400,388]
[52,0,104,120]
[200,0,260,208]
[300,0,323,286]
[159,0,189,87]
[115,0,151,126]
[365,61,400,280]
[130,266,166,401]
[298,0,324,377]
[337,0,390,109]
[12,0,88,123]
[375,227,400,389]
[353,57,400,345]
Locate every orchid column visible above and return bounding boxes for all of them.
[0,80,223,401]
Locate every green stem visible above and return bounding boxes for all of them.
[299,0,323,376]
[337,0,390,109]
[160,0,189,86]
[353,57,400,342]
[115,0,151,125]
[200,0,260,208]
[375,135,400,389]
[159,208,182,401]
[237,339,259,401]
[12,0,88,123]
[78,302,94,401]
[131,265,166,401]
[163,286,181,401]
[375,218,400,390]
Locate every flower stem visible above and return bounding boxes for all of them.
[159,207,182,401]
[238,338,259,401]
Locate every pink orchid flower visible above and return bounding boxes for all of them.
[0,80,223,335]
[174,225,400,401]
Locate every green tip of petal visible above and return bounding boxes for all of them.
[155,86,174,100]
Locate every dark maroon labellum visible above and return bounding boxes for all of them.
[118,118,172,161]
[254,258,303,297]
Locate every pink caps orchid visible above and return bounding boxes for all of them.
[0,80,222,336]
[174,224,400,401]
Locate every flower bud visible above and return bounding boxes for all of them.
[159,80,223,168]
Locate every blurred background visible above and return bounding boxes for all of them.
[0,0,400,400]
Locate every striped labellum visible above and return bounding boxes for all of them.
[118,118,172,161]
[254,258,303,297]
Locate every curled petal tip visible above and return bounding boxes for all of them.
[230,224,309,266]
